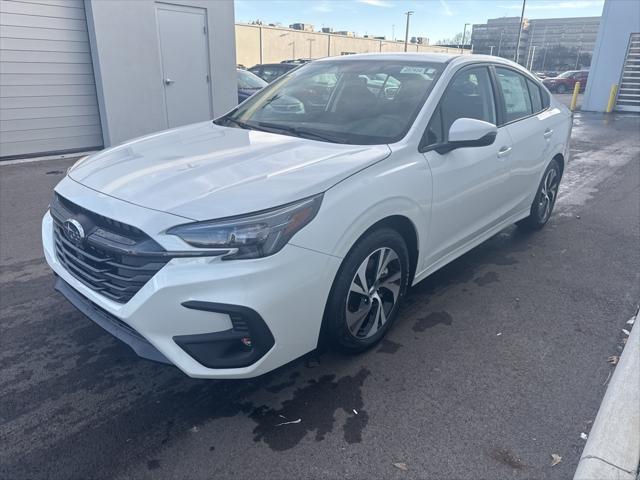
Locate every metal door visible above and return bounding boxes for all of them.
[156,4,212,128]
[616,33,640,112]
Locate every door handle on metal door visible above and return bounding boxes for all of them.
[544,128,554,139]
[497,146,512,158]
[164,78,174,85]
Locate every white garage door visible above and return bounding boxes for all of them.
[0,0,103,159]
[616,33,640,112]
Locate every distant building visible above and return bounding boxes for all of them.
[471,16,600,71]
[321,27,333,33]
[526,17,600,70]
[471,17,529,63]
[335,31,355,37]
[415,36,429,45]
[290,23,314,32]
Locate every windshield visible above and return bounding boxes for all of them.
[217,59,444,145]
[238,69,268,89]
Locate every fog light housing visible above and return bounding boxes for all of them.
[173,301,275,369]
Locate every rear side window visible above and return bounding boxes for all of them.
[527,79,543,113]
[495,67,533,122]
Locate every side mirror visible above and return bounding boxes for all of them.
[429,118,498,154]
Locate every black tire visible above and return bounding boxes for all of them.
[517,158,562,231]
[557,84,567,94]
[323,228,410,353]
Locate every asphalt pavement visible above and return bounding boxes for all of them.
[1,112,639,480]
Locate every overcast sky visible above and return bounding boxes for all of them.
[235,0,607,42]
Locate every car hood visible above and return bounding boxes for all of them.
[68,121,391,220]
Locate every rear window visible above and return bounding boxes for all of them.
[527,79,544,113]
[495,67,533,123]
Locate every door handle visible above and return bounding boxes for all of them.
[544,128,554,139]
[497,146,512,158]
[164,78,174,85]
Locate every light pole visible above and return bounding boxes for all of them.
[575,41,583,69]
[289,41,295,60]
[489,45,495,55]
[528,45,537,70]
[392,24,395,41]
[403,11,413,52]
[514,0,526,63]
[307,38,315,59]
[460,23,470,53]
[497,31,504,57]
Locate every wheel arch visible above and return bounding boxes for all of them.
[359,215,420,284]
[553,152,565,176]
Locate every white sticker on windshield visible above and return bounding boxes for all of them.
[400,66,426,74]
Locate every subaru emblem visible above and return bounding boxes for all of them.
[62,218,85,247]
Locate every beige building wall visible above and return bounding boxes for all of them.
[236,24,468,67]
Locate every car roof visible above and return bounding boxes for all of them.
[314,52,525,69]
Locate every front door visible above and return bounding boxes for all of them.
[422,66,514,266]
[157,4,212,128]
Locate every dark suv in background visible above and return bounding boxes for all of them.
[542,70,589,93]
[248,62,299,83]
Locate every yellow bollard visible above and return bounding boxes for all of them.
[570,82,581,111]
[606,84,618,113]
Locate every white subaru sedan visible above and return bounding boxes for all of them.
[43,53,572,378]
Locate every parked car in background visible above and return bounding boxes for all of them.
[44,53,572,379]
[237,68,267,103]
[281,58,312,65]
[542,70,589,93]
[248,62,299,83]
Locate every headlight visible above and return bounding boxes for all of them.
[167,194,323,259]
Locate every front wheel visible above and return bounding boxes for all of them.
[517,159,561,231]
[323,228,410,353]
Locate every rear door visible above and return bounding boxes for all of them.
[493,66,551,214]
[421,65,514,265]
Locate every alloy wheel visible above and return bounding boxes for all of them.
[538,168,559,223]
[345,247,402,339]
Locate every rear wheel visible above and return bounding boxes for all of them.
[323,228,409,353]
[517,159,562,231]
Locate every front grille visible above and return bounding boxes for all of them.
[51,194,171,303]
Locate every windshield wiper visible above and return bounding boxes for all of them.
[256,122,345,144]
[216,117,252,130]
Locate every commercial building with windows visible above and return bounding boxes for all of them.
[0,0,237,159]
[582,0,640,112]
[471,16,600,71]
[471,17,529,64]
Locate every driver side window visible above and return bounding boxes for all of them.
[424,67,496,146]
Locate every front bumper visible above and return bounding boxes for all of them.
[43,211,341,378]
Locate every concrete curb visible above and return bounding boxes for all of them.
[574,310,639,480]
[0,150,96,166]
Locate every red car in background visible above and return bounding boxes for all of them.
[542,70,589,94]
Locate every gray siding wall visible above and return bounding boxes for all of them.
[0,0,103,158]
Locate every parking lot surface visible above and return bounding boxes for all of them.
[1,112,639,480]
